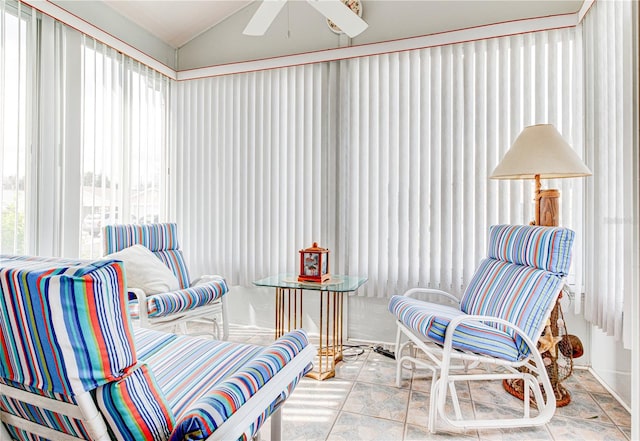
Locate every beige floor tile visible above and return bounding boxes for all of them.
[553,389,614,424]
[342,381,410,422]
[289,377,354,410]
[256,406,339,441]
[408,389,476,435]
[327,411,405,441]
[358,353,412,389]
[405,423,479,440]
[546,415,628,441]
[590,392,631,428]
[563,369,609,395]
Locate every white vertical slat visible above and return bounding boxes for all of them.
[429,46,442,289]
[418,48,431,289]
[407,50,421,290]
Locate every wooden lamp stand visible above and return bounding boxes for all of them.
[505,174,573,407]
[534,174,560,227]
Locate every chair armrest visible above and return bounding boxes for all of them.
[169,330,316,441]
[127,287,150,326]
[191,274,225,287]
[403,287,460,305]
[442,314,537,361]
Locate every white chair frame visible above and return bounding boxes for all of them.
[130,280,229,340]
[394,288,557,433]
[1,344,316,441]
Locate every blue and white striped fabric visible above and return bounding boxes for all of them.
[388,296,522,360]
[486,224,574,275]
[0,255,136,395]
[134,328,264,418]
[389,225,574,362]
[131,279,228,318]
[103,223,230,319]
[104,223,191,289]
[1,255,175,441]
[95,363,175,441]
[167,330,312,441]
[1,378,92,440]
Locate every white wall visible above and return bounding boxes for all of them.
[177,0,583,70]
[226,285,397,345]
[590,327,632,407]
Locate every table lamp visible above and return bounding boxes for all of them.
[490,123,592,407]
[490,124,592,226]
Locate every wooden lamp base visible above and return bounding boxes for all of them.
[504,174,574,407]
[537,189,560,227]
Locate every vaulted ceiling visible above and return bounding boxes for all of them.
[54,0,584,49]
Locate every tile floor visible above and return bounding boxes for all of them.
[215,324,632,441]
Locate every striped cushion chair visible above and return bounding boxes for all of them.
[103,223,230,339]
[388,224,575,433]
[1,255,315,441]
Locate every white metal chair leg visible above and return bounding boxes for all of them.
[221,295,229,340]
[270,407,282,441]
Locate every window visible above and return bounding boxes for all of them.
[79,39,170,258]
[0,1,32,254]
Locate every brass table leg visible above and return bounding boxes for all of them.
[275,287,345,381]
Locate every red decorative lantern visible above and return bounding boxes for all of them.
[298,242,330,283]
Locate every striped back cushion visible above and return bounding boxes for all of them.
[104,223,191,289]
[487,224,574,275]
[0,255,136,395]
[460,225,574,349]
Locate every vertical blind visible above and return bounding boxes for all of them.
[175,28,586,301]
[582,0,638,344]
[337,29,584,298]
[174,64,332,281]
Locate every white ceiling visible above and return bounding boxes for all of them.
[94,0,584,50]
[102,0,252,48]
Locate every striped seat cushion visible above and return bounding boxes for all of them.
[129,278,228,319]
[0,255,136,395]
[95,363,175,441]
[104,223,192,289]
[133,328,263,418]
[389,295,521,361]
[487,224,574,275]
[168,330,312,441]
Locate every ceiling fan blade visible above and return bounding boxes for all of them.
[243,0,288,36]
[306,0,368,38]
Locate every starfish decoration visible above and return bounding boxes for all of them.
[538,323,562,357]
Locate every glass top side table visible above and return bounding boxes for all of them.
[254,273,367,380]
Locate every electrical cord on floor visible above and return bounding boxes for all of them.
[373,345,396,359]
[341,344,369,359]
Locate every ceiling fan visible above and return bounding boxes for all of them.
[243,0,368,38]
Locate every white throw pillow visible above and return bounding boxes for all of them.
[105,244,180,294]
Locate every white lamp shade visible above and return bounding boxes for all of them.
[490,124,592,180]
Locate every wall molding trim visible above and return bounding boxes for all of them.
[20,0,589,81]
